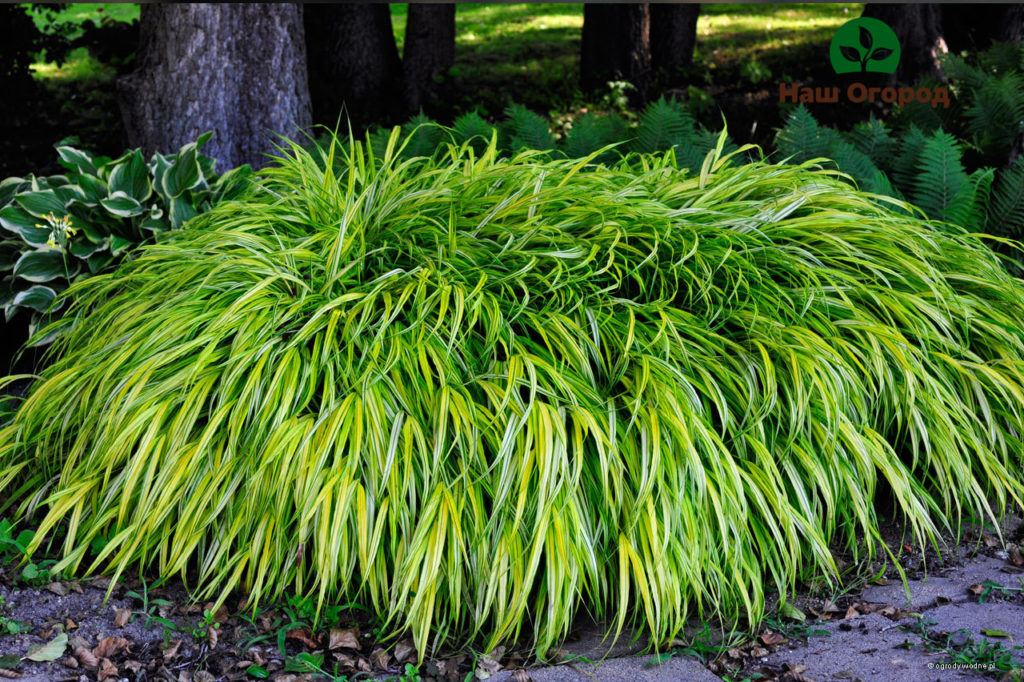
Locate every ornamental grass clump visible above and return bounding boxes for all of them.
[2,129,1024,657]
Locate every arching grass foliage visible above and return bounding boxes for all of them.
[2,129,1024,657]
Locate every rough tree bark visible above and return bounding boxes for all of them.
[119,3,311,170]
[942,4,1024,54]
[650,4,700,76]
[304,4,402,126]
[402,4,457,114]
[580,4,651,102]
[861,4,947,83]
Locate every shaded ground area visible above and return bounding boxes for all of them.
[2,516,1023,681]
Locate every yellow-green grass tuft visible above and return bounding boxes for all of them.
[2,129,1024,657]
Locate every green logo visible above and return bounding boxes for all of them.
[829,17,900,74]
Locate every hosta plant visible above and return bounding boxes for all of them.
[2,129,1024,659]
[0,134,252,340]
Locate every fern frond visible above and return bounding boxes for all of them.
[503,104,556,152]
[965,73,1024,158]
[562,112,628,161]
[774,105,840,163]
[987,158,1024,238]
[849,116,898,171]
[911,130,976,225]
[674,128,738,172]
[890,126,930,195]
[630,97,696,154]
[941,52,988,90]
[401,112,445,159]
[829,141,885,193]
[452,112,497,155]
[978,41,1023,77]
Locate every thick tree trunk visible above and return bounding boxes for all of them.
[581,4,651,101]
[119,3,311,170]
[304,4,402,126]
[402,4,456,114]
[942,4,1024,53]
[861,4,947,84]
[650,4,700,75]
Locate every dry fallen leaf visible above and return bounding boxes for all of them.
[370,647,390,669]
[44,582,68,596]
[96,658,118,682]
[285,627,319,649]
[207,625,219,648]
[123,660,143,674]
[968,583,985,595]
[759,631,787,646]
[62,656,79,669]
[93,636,129,659]
[328,627,360,650]
[113,608,131,628]
[750,646,769,657]
[74,647,99,669]
[162,639,182,661]
[393,638,415,663]
[512,670,533,682]
[1009,544,1024,567]
[0,669,21,679]
[193,671,215,682]
[69,636,91,651]
[333,653,356,670]
[844,605,860,620]
[64,618,77,631]
[475,647,505,679]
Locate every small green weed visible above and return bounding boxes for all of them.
[902,616,1024,677]
[0,595,30,636]
[0,520,56,585]
[973,579,1024,604]
[761,616,831,642]
[124,579,177,632]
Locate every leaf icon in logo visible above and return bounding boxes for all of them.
[840,45,862,64]
[869,47,893,62]
[860,25,873,50]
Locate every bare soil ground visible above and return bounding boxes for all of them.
[1,515,1023,682]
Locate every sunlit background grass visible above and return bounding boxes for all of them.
[30,4,861,105]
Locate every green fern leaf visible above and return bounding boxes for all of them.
[675,128,738,173]
[890,126,930,196]
[401,112,445,159]
[987,158,1024,238]
[503,104,556,152]
[911,130,974,225]
[562,112,629,161]
[630,97,696,154]
[849,116,898,171]
[452,112,497,155]
[775,105,840,163]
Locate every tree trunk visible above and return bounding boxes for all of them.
[403,4,456,114]
[942,4,1024,53]
[580,4,651,102]
[119,3,311,170]
[650,4,700,75]
[304,4,402,127]
[861,4,947,84]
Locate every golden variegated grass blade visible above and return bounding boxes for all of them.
[2,129,1023,659]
